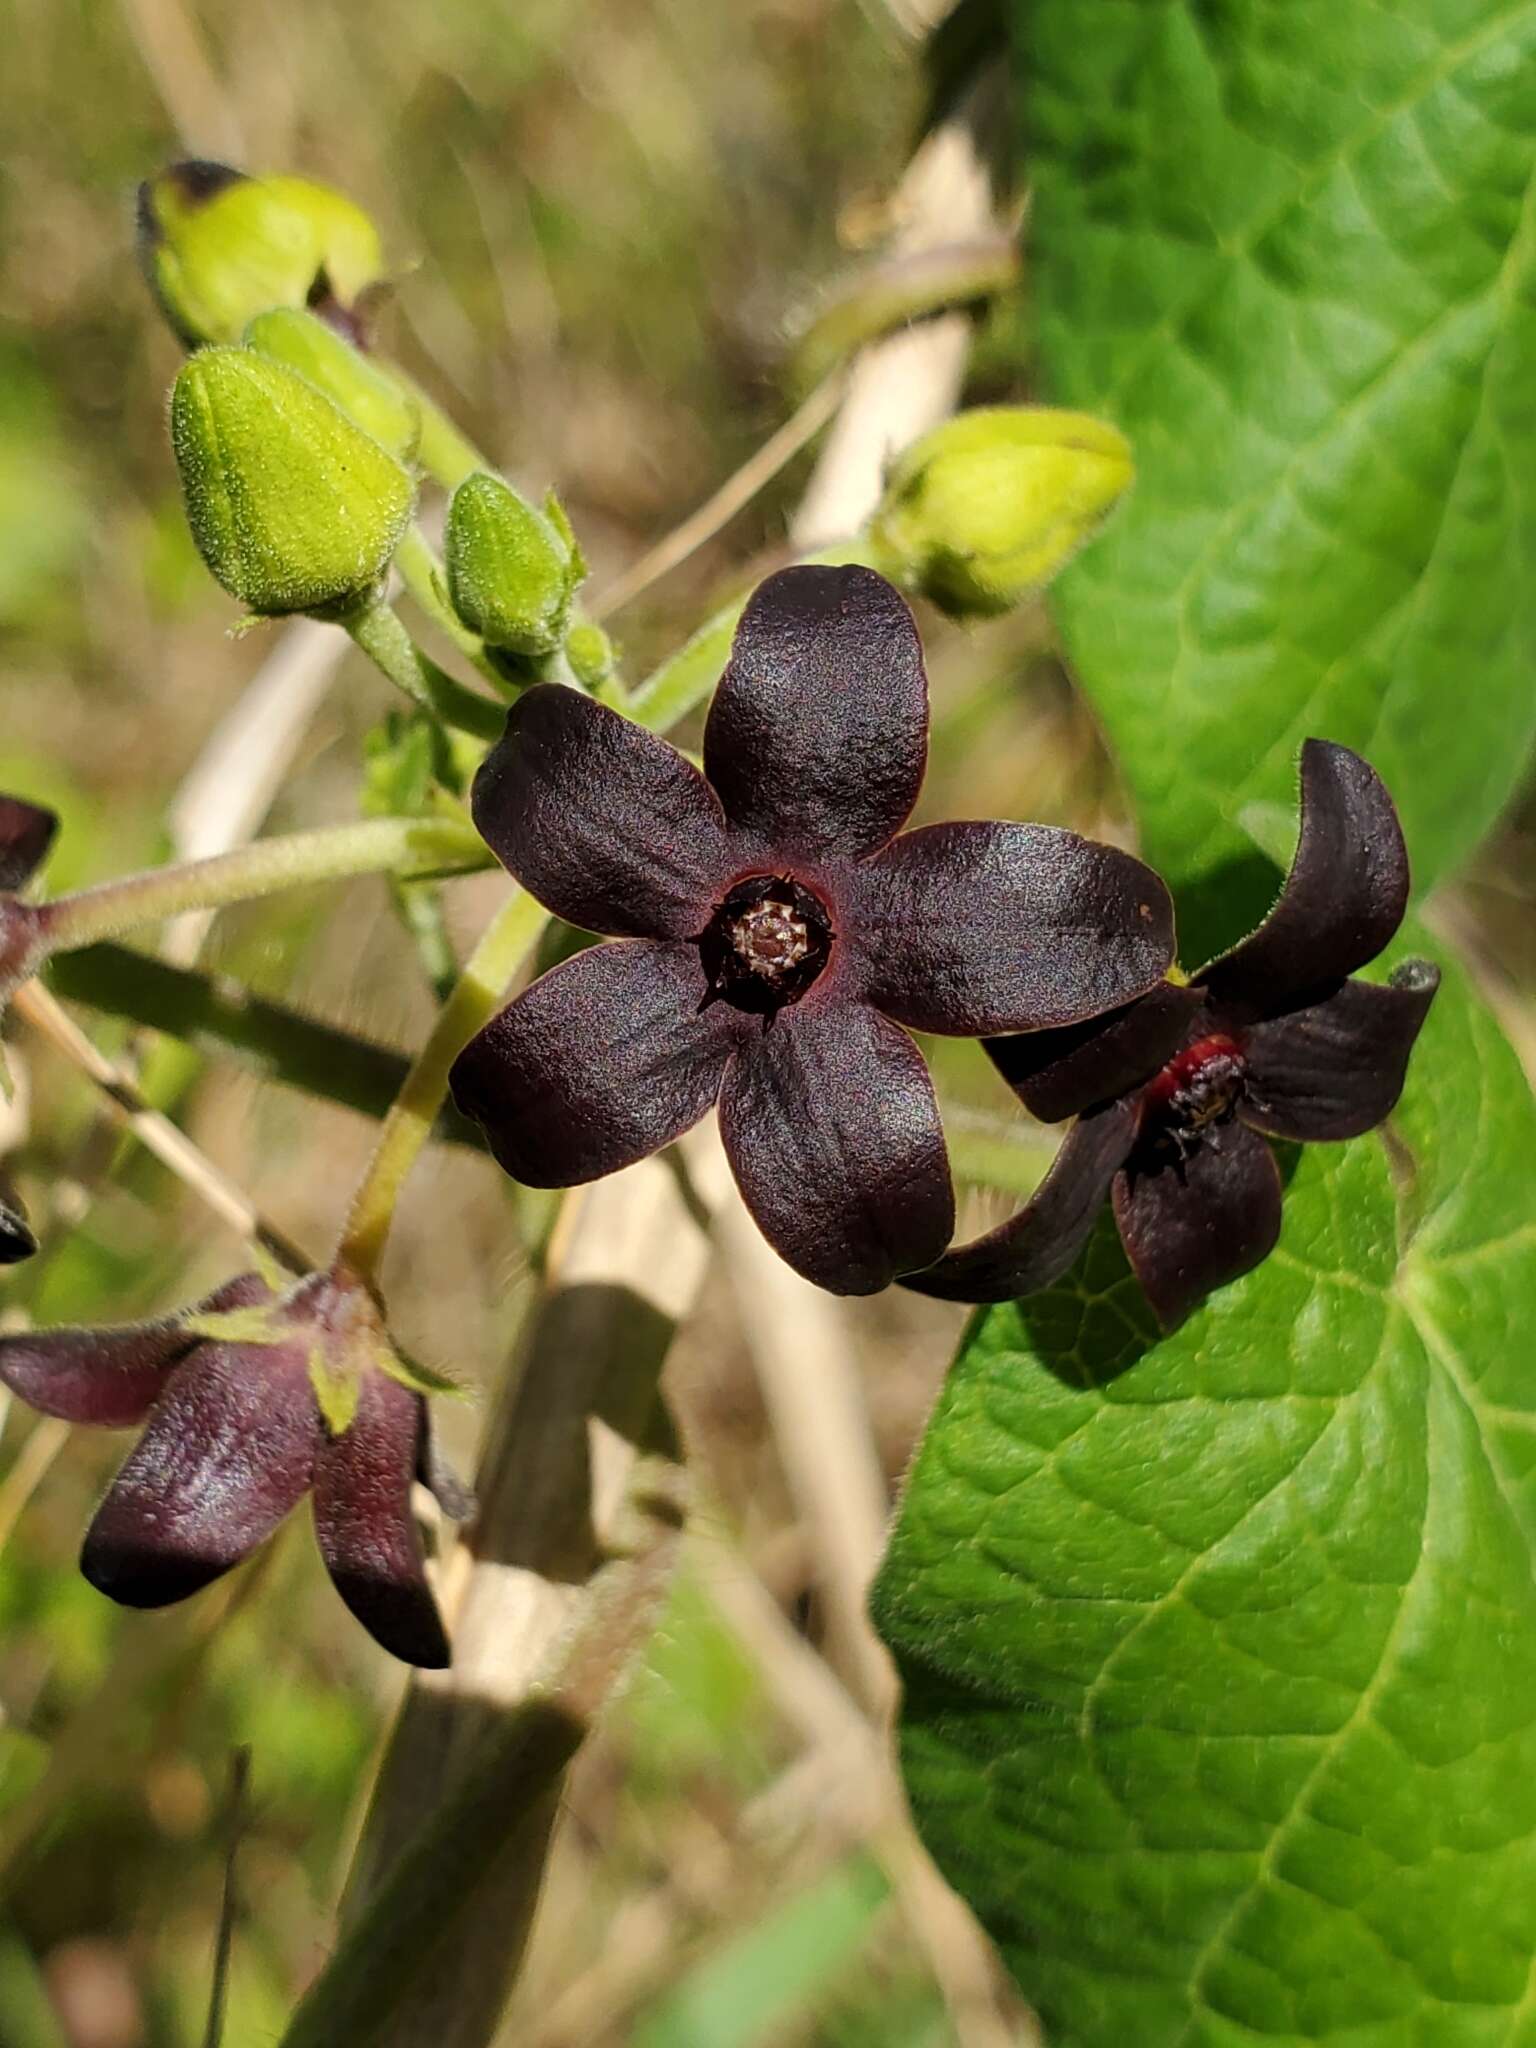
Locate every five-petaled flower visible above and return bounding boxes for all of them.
[0,1265,460,1667]
[907,741,1439,1329]
[449,564,1177,1294]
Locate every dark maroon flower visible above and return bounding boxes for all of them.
[0,1265,457,1667]
[450,564,1176,1294]
[907,741,1439,1329]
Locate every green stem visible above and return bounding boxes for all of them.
[384,368,489,492]
[337,887,549,1280]
[393,528,514,695]
[38,817,485,957]
[344,598,506,739]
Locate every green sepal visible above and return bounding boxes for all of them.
[375,1344,465,1401]
[308,1345,361,1437]
[565,621,617,693]
[444,471,583,657]
[181,1306,291,1345]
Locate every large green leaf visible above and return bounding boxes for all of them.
[873,958,1536,2044]
[1022,0,1536,937]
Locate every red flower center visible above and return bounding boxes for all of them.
[1140,1031,1248,1157]
[700,876,834,1015]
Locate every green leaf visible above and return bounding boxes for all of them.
[1020,0,1536,946]
[873,957,1536,2044]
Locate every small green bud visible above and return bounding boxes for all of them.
[171,347,415,617]
[564,621,617,692]
[138,160,386,349]
[870,407,1134,618]
[244,309,420,463]
[444,473,584,657]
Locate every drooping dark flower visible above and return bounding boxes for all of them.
[0,1264,459,1667]
[449,564,1177,1294]
[907,741,1439,1329]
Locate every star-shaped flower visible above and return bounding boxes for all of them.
[907,741,1439,1328]
[0,1266,460,1666]
[449,564,1177,1294]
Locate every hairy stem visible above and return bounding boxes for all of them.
[38,816,485,958]
[344,598,506,739]
[337,887,548,1280]
[393,527,513,695]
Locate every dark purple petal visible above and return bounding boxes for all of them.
[1197,740,1410,1020]
[81,1338,317,1607]
[450,939,739,1186]
[854,822,1175,1035]
[904,1096,1139,1303]
[0,1272,270,1426]
[0,797,58,892]
[0,1316,190,1425]
[1241,960,1440,1143]
[1113,1122,1283,1331]
[986,980,1206,1123]
[314,1372,449,1669]
[704,564,927,860]
[471,685,734,939]
[718,995,953,1294]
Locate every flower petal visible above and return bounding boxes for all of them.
[0,796,58,892]
[987,980,1205,1123]
[1113,1123,1282,1331]
[314,1372,450,1669]
[854,822,1175,1034]
[718,995,953,1294]
[903,1097,1138,1303]
[81,1338,317,1607]
[450,938,739,1187]
[704,564,927,860]
[471,685,734,938]
[1242,960,1440,1142]
[0,1272,270,1427]
[1197,740,1409,1019]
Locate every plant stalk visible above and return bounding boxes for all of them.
[343,598,507,739]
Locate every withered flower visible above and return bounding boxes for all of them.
[908,742,1439,1328]
[450,564,1176,1293]
[0,1265,458,1667]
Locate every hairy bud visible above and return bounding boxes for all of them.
[871,407,1133,618]
[171,347,416,617]
[445,472,584,658]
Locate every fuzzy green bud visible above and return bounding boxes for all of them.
[244,309,420,463]
[171,347,415,617]
[444,473,584,657]
[564,622,617,693]
[138,160,386,350]
[871,407,1133,618]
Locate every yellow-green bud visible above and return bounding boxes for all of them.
[871,407,1134,618]
[564,621,617,692]
[138,160,386,350]
[444,473,584,658]
[244,309,420,464]
[171,347,415,617]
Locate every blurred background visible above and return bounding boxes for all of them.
[3,2,1532,2045]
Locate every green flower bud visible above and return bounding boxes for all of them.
[870,407,1133,618]
[564,622,617,692]
[171,347,415,617]
[444,473,584,658]
[244,309,420,463]
[138,160,386,350]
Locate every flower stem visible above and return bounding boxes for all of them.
[393,527,515,696]
[386,370,489,493]
[343,597,507,739]
[39,816,486,957]
[337,887,549,1281]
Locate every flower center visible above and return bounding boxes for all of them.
[699,876,834,1015]
[1140,1032,1248,1159]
